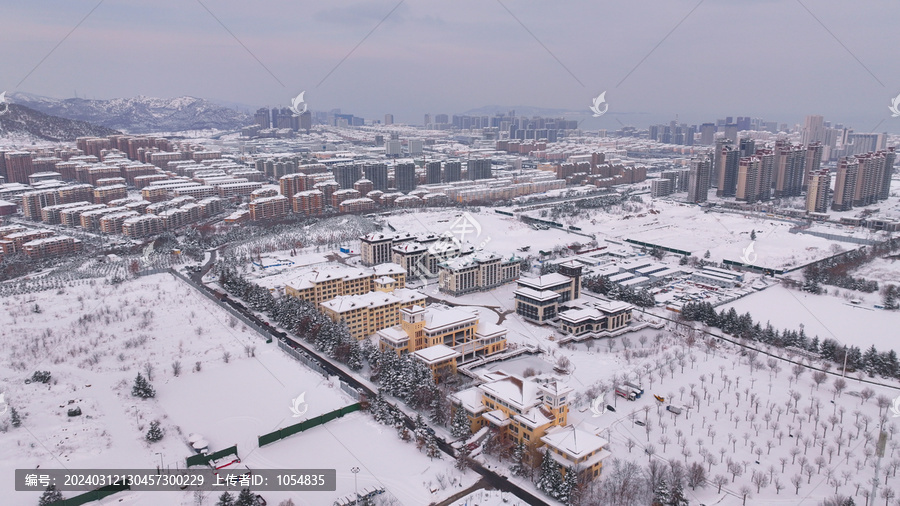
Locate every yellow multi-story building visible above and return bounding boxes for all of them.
[377,305,507,364]
[284,263,407,305]
[319,287,426,340]
[451,371,571,447]
[451,371,609,479]
[540,426,611,480]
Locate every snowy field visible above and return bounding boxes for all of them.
[721,284,898,352]
[0,273,362,506]
[853,256,900,286]
[469,325,900,505]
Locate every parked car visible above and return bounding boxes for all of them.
[606,405,616,413]
[635,420,645,427]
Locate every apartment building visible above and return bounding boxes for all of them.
[339,197,377,213]
[57,184,95,204]
[377,304,507,364]
[20,189,60,221]
[293,190,325,216]
[93,184,128,205]
[0,229,55,255]
[248,195,290,221]
[284,263,407,305]
[217,181,263,198]
[99,211,140,234]
[21,235,83,260]
[437,251,521,295]
[320,287,427,340]
[806,168,830,213]
[359,232,416,266]
[122,214,163,238]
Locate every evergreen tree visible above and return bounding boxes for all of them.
[146,421,163,443]
[653,479,672,506]
[560,466,579,505]
[235,488,255,506]
[131,373,156,399]
[347,341,363,371]
[455,444,471,471]
[884,285,899,310]
[425,432,441,460]
[10,406,21,428]
[450,407,470,439]
[537,449,562,498]
[38,484,63,506]
[216,491,235,506]
[750,230,756,241]
[669,481,689,506]
[510,441,527,477]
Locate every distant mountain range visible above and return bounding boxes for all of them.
[9,93,252,134]
[0,103,120,142]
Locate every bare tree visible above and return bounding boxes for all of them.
[804,464,816,484]
[687,462,707,490]
[728,460,743,482]
[752,470,769,493]
[883,487,895,506]
[143,362,154,382]
[791,474,802,494]
[659,435,670,452]
[713,474,728,494]
[790,446,801,464]
[171,361,181,377]
[739,485,752,505]
[832,378,847,399]
[812,371,827,390]
[625,438,636,453]
[860,387,875,405]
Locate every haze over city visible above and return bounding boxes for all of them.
[4,0,900,130]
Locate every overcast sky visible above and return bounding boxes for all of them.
[3,0,900,132]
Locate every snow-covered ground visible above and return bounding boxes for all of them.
[469,326,900,505]
[721,284,897,352]
[0,272,466,505]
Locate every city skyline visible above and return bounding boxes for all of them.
[3,1,900,131]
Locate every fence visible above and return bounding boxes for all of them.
[258,403,361,447]
[277,339,329,377]
[186,444,239,468]
[50,484,130,506]
[340,380,361,400]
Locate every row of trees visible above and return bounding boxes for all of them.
[681,301,900,379]
[583,274,657,308]
[218,267,362,370]
[802,255,879,294]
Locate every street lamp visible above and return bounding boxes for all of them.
[351,467,360,501]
